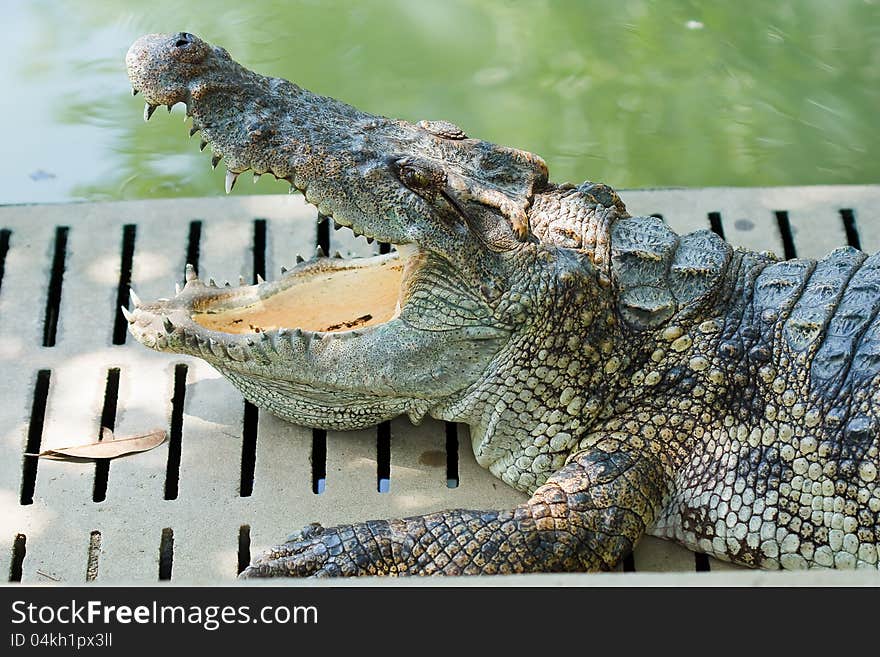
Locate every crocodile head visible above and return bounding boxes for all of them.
[126,32,549,241]
[124,33,612,448]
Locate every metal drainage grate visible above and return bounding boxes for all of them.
[2,185,879,583]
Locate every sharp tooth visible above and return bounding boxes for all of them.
[131,88,139,96]
[189,126,199,137]
[366,237,374,244]
[211,154,222,169]
[209,277,217,287]
[129,289,142,307]
[144,104,157,121]
[256,274,265,284]
[167,104,173,113]
[315,246,326,258]
[200,139,208,151]
[185,263,198,282]
[163,317,175,333]
[120,306,134,323]
[295,254,304,263]
[239,275,246,286]
[175,282,182,295]
[333,251,343,259]
[253,172,261,184]
[280,266,288,274]
[225,169,238,193]
[333,220,342,231]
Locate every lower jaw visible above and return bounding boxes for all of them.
[126,246,436,429]
[216,365,425,430]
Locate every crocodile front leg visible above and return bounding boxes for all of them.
[241,444,667,577]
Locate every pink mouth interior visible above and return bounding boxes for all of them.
[191,258,405,334]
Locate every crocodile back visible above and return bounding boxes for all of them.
[652,245,880,569]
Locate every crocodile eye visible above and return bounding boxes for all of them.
[398,163,433,190]
[395,158,446,191]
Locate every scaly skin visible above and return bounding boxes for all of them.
[125,33,879,576]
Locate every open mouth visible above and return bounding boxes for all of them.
[188,244,422,337]
[127,93,425,343]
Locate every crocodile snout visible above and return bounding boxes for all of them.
[126,32,210,108]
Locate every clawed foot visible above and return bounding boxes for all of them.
[238,498,591,578]
[239,521,393,579]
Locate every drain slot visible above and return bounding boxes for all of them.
[694,552,710,571]
[445,422,459,489]
[185,220,202,279]
[112,224,137,345]
[164,364,187,500]
[311,429,327,494]
[237,525,251,575]
[252,218,266,283]
[240,401,258,497]
[237,219,267,497]
[317,214,330,255]
[93,368,120,503]
[622,553,636,572]
[9,534,26,582]
[86,530,102,582]
[0,228,10,299]
[20,370,51,506]
[840,209,861,249]
[158,528,174,581]
[708,211,725,239]
[377,421,391,493]
[42,226,69,347]
[774,211,797,259]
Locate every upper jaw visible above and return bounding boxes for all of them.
[127,32,549,251]
[129,72,414,246]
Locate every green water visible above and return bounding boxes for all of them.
[3,0,879,205]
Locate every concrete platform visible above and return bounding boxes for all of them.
[2,185,879,586]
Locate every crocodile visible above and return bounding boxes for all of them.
[124,32,880,577]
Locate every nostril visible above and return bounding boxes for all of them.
[174,32,193,48]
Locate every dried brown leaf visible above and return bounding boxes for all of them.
[29,428,166,461]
